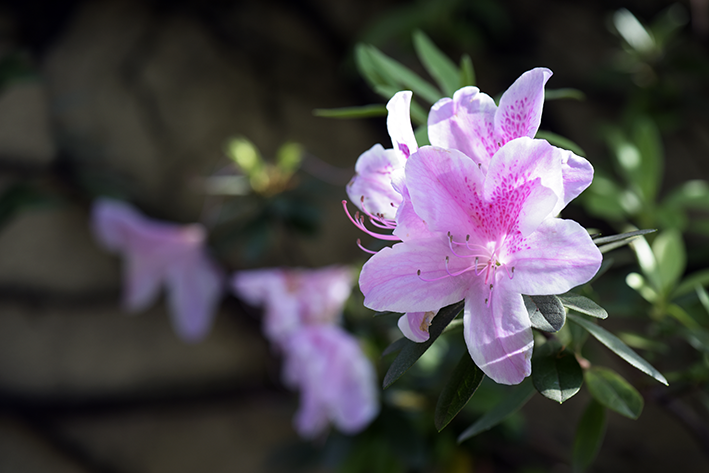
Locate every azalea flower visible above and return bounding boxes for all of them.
[231,266,353,345]
[281,324,379,438]
[231,266,379,438]
[359,138,602,384]
[91,198,223,342]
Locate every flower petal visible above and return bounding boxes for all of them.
[428,86,497,170]
[397,311,436,342]
[494,67,552,145]
[405,146,486,242]
[347,144,404,220]
[557,148,594,215]
[166,251,224,342]
[387,91,418,160]
[392,186,434,241]
[360,236,472,313]
[507,218,602,295]
[463,282,533,385]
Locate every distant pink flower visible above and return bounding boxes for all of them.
[359,138,602,385]
[91,198,223,342]
[232,266,353,345]
[282,325,379,438]
[232,266,379,438]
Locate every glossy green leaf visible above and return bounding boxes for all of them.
[383,301,464,388]
[568,313,668,385]
[382,336,410,356]
[535,130,585,157]
[413,30,460,97]
[366,45,442,104]
[652,229,686,292]
[673,268,709,299]
[558,293,607,319]
[532,340,583,403]
[585,367,643,419]
[524,295,565,332]
[572,399,607,473]
[630,234,663,292]
[458,379,535,442]
[434,353,485,431]
[459,54,475,87]
[313,104,387,119]
[544,88,586,101]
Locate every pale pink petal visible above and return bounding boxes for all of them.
[122,251,164,312]
[405,146,486,243]
[298,266,353,325]
[392,187,434,241]
[231,269,285,307]
[166,251,224,342]
[463,283,533,385]
[347,144,404,220]
[494,67,552,145]
[91,198,142,251]
[283,326,378,438]
[427,86,497,170]
[397,311,436,342]
[360,236,472,313]
[557,149,594,215]
[387,91,418,160]
[506,218,602,296]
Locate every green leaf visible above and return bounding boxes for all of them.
[631,116,663,203]
[673,268,709,299]
[663,180,709,210]
[572,400,607,473]
[532,339,583,403]
[652,229,686,293]
[697,285,709,316]
[434,353,485,431]
[414,125,430,147]
[591,228,656,245]
[597,228,657,255]
[524,295,565,332]
[585,367,644,419]
[558,293,608,319]
[354,43,389,90]
[412,30,460,97]
[366,45,442,104]
[567,313,668,385]
[458,379,535,442]
[459,54,476,87]
[534,130,585,157]
[383,301,464,388]
[544,88,586,101]
[630,234,663,292]
[382,336,410,356]
[313,104,387,119]
[583,175,628,221]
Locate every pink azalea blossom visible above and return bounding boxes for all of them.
[359,138,602,385]
[428,67,593,214]
[231,266,353,345]
[91,198,223,342]
[281,325,379,438]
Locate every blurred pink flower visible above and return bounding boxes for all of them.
[282,325,379,438]
[360,139,602,385]
[232,266,353,345]
[91,198,223,342]
[232,266,379,437]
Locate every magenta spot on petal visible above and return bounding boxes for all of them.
[398,143,410,158]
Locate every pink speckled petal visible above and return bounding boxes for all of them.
[347,144,405,220]
[428,86,498,170]
[397,311,436,342]
[405,146,485,243]
[359,236,472,313]
[463,282,533,385]
[484,138,563,236]
[494,67,552,145]
[387,91,419,160]
[506,218,602,296]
